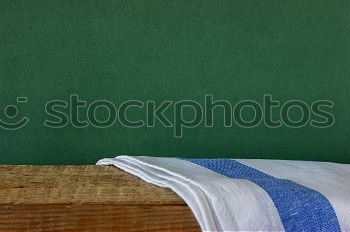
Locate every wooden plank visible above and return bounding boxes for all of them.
[0,204,199,232]
[0,166,200,231]
[0,165,183,205]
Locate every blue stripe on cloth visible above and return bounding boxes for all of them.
[183,158,340,232]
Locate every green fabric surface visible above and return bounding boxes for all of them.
[0,0,349,164]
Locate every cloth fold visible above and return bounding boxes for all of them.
[97,156,350,232]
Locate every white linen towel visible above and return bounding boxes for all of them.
[97,156,350,232]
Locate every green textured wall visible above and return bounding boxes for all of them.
[0,0,349,164]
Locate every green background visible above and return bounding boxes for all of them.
[0,0,349,164]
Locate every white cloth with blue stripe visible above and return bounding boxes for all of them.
[97,156,350,231]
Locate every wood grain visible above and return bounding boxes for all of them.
[0,166,200,232]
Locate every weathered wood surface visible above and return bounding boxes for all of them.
[0,165,200,232]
